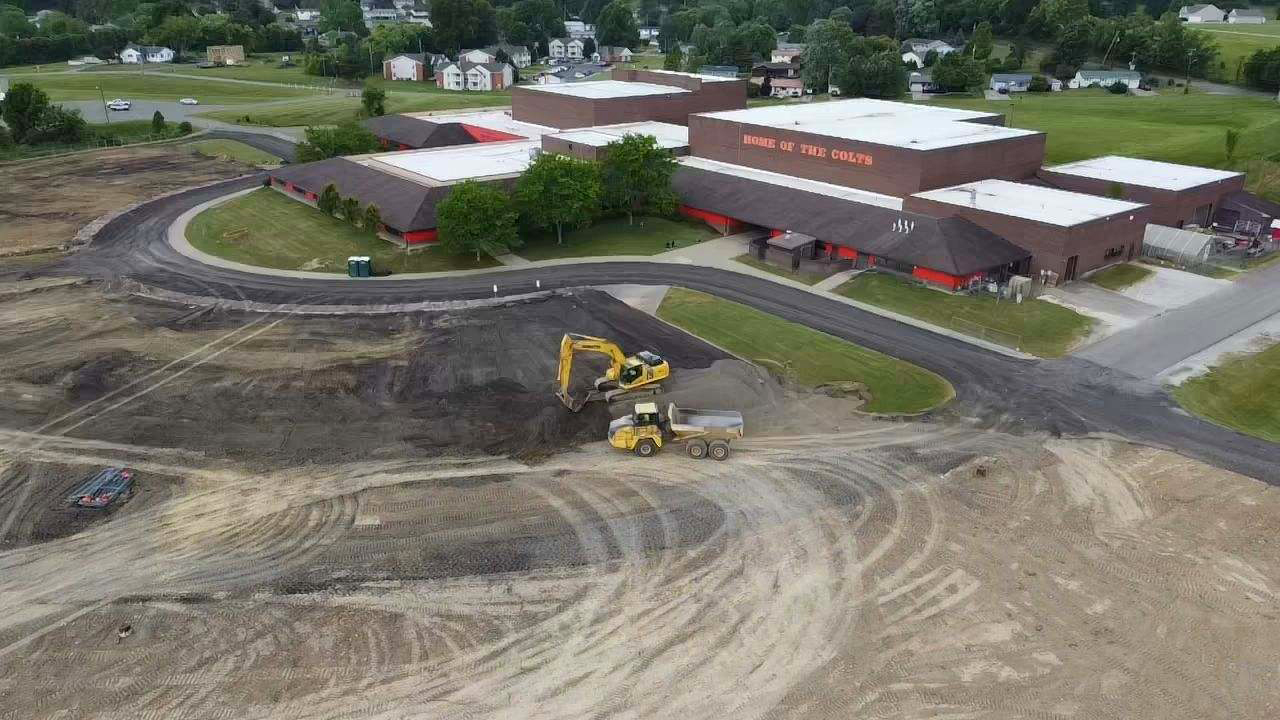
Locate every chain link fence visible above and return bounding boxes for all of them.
[949,316,1023,351]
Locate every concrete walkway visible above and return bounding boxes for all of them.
[167,196,1033,358]
[813,269,862,292]
[1043,282,1162,345]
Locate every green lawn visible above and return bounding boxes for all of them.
[1198,19,1280,83]
[733,253,829,285]
[89,119,185,140]
[628,53,667,70]
[188,139,281,166]
[836,272,1094,358]
[932,91,1280,168]
[1088,263,1154,292]
[20,72,313,104]
[199,90,509,127]
[656,288,954,414]
[1172,341,1280,443]
[517,216,716,260]
[187,188,499,274]
[1138,256,1240,279]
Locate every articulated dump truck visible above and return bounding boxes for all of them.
[607,402,744,460]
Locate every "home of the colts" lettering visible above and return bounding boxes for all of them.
[742,134,874,167]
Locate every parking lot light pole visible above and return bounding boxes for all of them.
[97,85,110,124]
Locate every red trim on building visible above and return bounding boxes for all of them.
[679,205,747,234]
[769,228,784,237]
[461,124,525,143]
[404,229,439,245]
[832,245,857,260]
[305,192,318,201]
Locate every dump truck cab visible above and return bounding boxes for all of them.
[608,402,743,460]
[607,402,665,457]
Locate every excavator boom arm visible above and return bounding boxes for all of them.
[557,333,628,404]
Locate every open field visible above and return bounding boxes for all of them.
[657,287,954,413]
[518,216,715,260]
[0,145,252,257]
[1173,340,1280,442]
[17,72,313,104]
[0,282,1276,718]
[199,90,509,126]
[934,90,1280,169]
[188,138,282,166]
[1088,262,1154,292]
[837,272,1095,357]
[187,188,499,273]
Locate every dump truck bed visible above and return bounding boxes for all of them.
[666,403,744,440]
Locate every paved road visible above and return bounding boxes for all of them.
[62,99,225,125]
[1077,257,1280,376]
[28,175,1280,484]
[196,130,298,162]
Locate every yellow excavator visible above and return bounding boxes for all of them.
[556,333,670,412]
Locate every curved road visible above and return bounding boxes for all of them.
[31,174,1280,483]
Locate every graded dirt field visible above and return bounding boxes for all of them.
[0,145,254,257]
[0,283,1276,719]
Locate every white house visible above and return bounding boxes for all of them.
[1229,8,1266,23]
[771,43,804,64]
[990,73,1062,92]
[472,43,531,68]
[639,26,660,42]
[459,48,498,64]
[595,46,633,63]
[383,52,448,81]
[120,44,174,63]
[549,37,586,61]
[901,38,956,68]
[564,20,595,39]
[362,4,399,27]
[406,9,432,26]
[1069,69,1142,89]
[294,9,320,22]
[436,61,514,91]
[767,77,803,98]
[1179,4,1225,23]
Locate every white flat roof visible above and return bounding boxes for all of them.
[549,121,688,148]
[642,69,740,83]
[402,109,554,139]
[1044,155,1242,191]
[679,156,903,210]
[521,80,689,99]
[912,179,1146,227]
[365,140,540,183]
[695,98,1037,150]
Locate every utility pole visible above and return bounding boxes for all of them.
[97,85,110,124]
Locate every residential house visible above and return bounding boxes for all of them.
[406,9,432,26]
[1179,4,1225,22]
[537,62,608,84]
[752,61,800,80]
[564,19,595,39]
[436,61,515,91]
[363,0,400,27]
[1229,8,1266,23]
[901,38,956,68]
[990,73,1032,92]
[909,70,937,93]
[639,26,660,42]
[595,46,633,63]
[480,43,531,67]
[384,52,448,81]
[765,77,803,98]
[120,44,175,63]
[1069,69,1142,89]
[294,9,320,21]
[549,37,586,61]
[207,45,246,65]
[459,47,498,64]
[771,43,804,64]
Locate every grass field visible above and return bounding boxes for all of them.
[19,72,313,104]
[89,119,184,139]
[518,216,715,260]
[1088,263,1154,292]
[732,254,830,285]
[657,288,953,413]
[199,90,508,126]
[628,53,667,70]
[933,90,1280,168]
[188,139,281,166]
[187,188,499,274]
[836,272,1094,357]
[1172,341,1280,442]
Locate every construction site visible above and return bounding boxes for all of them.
[0,272,1278,720]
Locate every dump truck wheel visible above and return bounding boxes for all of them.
[709,440,731,461]
[687,440,708,459]
[634,439,658,458]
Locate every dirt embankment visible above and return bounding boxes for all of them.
[0,144,253,258]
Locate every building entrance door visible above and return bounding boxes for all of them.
[1064,255,1079,282]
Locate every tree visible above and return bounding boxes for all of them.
[801,19,857,92]
[361,84,386,117]
[787,23,806,42]
[515,153,601,245]
[1225,128,1239,164]
[1107,79,1128,93]
[0,5,33,37]
[835,49,907,98]
[931,52,984,91]
[149,14,200,60]
[318,183,340,215]
[295,122,380,161]
[25,104,86,144]
[319,0,366,35]
[600,134,677,225]
[969,20,993,60]
[830,6,854,25]
[341,196,362,225]
[0,82,49,144]
[582,37,596,58]
[664,42,683,70]
[431,0,498,55]
[151,110,165,134]
[596,0,639,48]
[436,180,521,261]
[363,204,382,234]
[1028,74,1051,91]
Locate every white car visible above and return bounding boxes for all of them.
[179,97,198,105]
[106,98,131,111]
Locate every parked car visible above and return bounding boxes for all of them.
[179,97,199,105]
[106,98,131,111]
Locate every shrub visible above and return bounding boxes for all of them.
[1107,80,1129,94]
[1028,74,1050,92]
[151,110,165,134]
[178,121,192,135]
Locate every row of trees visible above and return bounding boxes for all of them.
[316,182,384,238]
[0,82,86,145]
[436,135,677,260]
